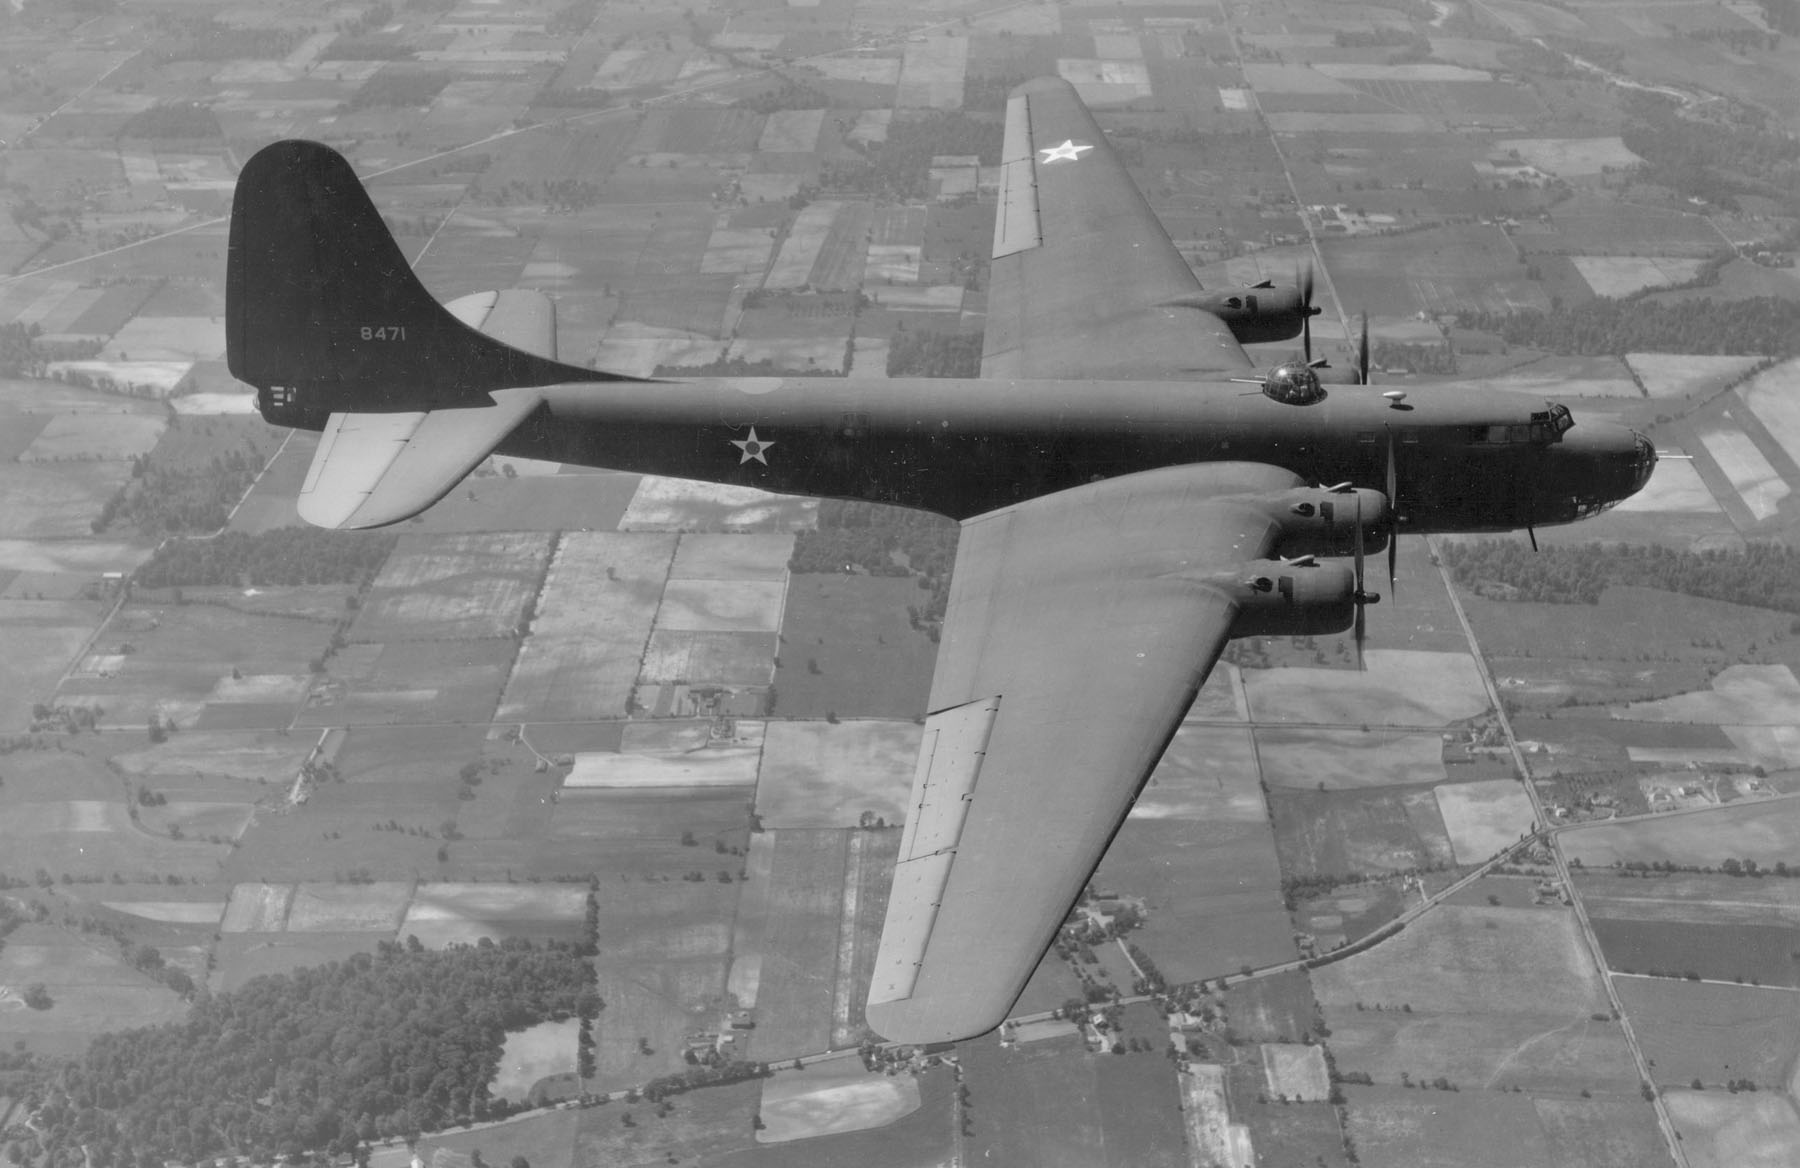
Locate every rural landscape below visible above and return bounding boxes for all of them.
[3,0,1800,1166]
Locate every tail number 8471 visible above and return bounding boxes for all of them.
[359,326,408,341]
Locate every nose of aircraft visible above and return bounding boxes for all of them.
[1550,419,1656,513]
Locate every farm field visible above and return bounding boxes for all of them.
[0,924,191,1058]
[585,878,737,1094]
[770,575,938,718]
[1101,722,1295,980]
[757,1058,920,1143]
[961,1027,1185,1168]
[301,639,518,727]
[1313,906,1639,1091]
[1340,1085,1664,1168]
[1572,870,1800,922]
[753,719,919,829]
[1243,651,1488,726]
[1617,977,1800,1090]
[58,601,335,729]
[744,829,848,1061]
[1588,919,1800,988]
[711,1069,953,1168]
[617,478,820,533]
[1661,1090,1800,1168]
[1268,784,1456,878]
[1256,728,1446,790]
[1561,799,1800,869]
[1433,779,1536,864]
[497,532,674,721]
[351,532,554,642]
[1454,587,1796,665]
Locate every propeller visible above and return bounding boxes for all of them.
[1352,492,1380,668]
[1356,312,1370,385]
[1297,261,1321,366]
[1385,426,1399,596]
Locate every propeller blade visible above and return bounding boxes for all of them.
[1303,306,1313,365]
[1301,260,1314,308]
[1385,427,1399,597]
[1354,493,1367,669]
[1358,312,1370,385]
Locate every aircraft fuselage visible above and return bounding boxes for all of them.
[404,374,1658,533]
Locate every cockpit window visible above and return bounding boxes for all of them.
[1263,362,1326,405]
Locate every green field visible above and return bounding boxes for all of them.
[754,719,919,829]
[584,876,737,1094]
[1257,728,1447,790]
[1342,1085,1665,1168]
[770,576,938,719]
[744,829,848,1061]
[1269,785,1457,879]
[1314,905,1639,1091]
[1661,1089,1800,1168]
[351,531,554,642]
[1562,800,1800,869]
[1618,977,1800,1090]
[1589,919,1800,988]
[0,924,193,1058]
[1222,971,1322,1043]
[1100,719,1296,981]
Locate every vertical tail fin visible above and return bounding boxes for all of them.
[227,139,629,418]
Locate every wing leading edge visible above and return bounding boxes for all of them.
[866,462,1314,1045]
[982,77,1254,381]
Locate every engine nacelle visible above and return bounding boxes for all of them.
[1211,557,1360,639]
[1169,285,1310,345]
[1269,486,1389,559]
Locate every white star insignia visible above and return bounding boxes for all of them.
[731,426,774,465]
[1038,139,1093,164]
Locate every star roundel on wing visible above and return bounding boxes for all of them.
[731,426,775,465]
[1038,139,1093,164]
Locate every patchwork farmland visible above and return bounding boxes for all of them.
[5,0,1800,1164]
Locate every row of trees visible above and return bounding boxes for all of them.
[28,937,601,1166]
[886,329,983,378]
[135,526,399,588]
[117,102,221,139]
[1439,539,1800,614]
[820,111,1003,202]
[1456,295,1800,357]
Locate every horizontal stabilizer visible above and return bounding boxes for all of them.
[298,387,542,529]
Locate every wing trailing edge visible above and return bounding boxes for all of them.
[297,387,543,530]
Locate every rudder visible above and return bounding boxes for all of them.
[227,140,625,421]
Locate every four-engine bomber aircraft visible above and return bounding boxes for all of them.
[226,77,1655,1044]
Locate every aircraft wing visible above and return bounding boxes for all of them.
[982,77,1253,380]
[295,290,556,530]
[866,463,1305,1045]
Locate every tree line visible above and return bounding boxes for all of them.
[887,329,983,378]
[96,447,264,537]
[23,937,601,1167]
[135,526,399,589]
[820,111,1002,202]
[1440,539,1800,614]
[1456,295,1800,357]
[789,499,958,628]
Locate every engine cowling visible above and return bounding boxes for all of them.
[1268,486,1389,559]
[1209,556,1362,639]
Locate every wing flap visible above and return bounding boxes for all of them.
[296,386,544,529]
[866,464,1307,1045]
